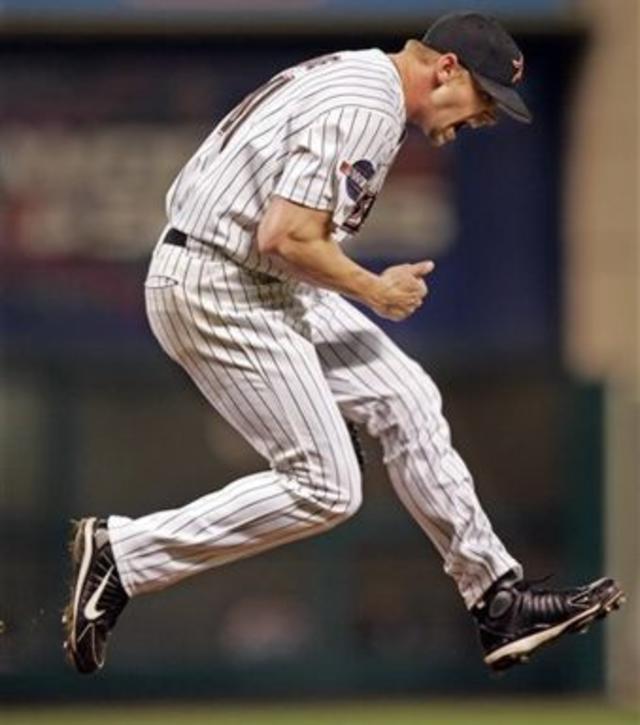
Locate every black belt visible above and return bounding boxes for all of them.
[163,227,187,247]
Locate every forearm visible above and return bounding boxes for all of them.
[257,197,432,322]
[266,235,381,305]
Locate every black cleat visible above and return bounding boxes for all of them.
[62,517,129,674]
[473,572,626,672]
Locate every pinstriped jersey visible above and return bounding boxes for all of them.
[166,48,406,278]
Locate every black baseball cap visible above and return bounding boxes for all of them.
[422,11,532,123]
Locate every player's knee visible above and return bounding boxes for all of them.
[334,447,363,517]
[320,457,362,523]
[294,451,362,527]
[337,462,363,520]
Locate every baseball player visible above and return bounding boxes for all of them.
[63,12,625,675]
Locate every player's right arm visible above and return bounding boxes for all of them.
[257,196,434,321]
[260,103,434,321]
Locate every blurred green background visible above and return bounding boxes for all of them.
[2,701,639,725]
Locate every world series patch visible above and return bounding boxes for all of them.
[340,159,376,201]
[338,158,379,234]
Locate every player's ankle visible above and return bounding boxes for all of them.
[472,568,522,615]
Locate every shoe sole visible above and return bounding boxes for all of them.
[485,583,626,671]
[62,517,97,668]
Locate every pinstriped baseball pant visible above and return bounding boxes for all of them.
[109,241,521,609]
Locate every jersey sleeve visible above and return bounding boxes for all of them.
[273,107,398,225]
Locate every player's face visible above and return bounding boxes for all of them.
[419,64,498,147]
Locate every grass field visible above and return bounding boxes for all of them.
[2,701,638,725]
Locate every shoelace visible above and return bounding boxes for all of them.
[513,574,582,620]
[516,573,554,588]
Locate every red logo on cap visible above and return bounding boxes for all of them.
[511,55,524,84]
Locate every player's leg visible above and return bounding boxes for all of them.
[113,274,362,594]
[308,290,625,669]
[63,244,362,673]
[308,289,518,609]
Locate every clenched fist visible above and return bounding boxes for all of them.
[368,260,435,321]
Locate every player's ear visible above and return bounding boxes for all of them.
[434,52,462,85]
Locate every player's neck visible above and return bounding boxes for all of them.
[388,51,427,122]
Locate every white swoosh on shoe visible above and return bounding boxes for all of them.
[83,566,114,621]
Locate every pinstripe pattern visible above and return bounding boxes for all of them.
[109,48,521,610]
[306,290,521,607]
[167,49,405,275]
[110,243,362,595]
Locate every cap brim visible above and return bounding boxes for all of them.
[472,73,532,124]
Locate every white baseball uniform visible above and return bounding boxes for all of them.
[108,49,521,609]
